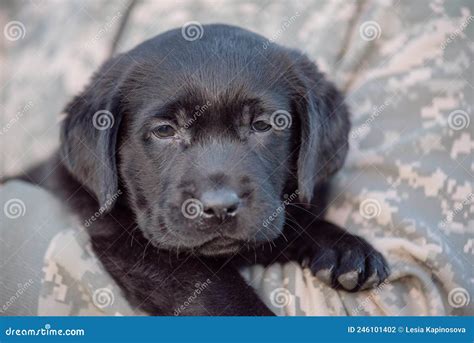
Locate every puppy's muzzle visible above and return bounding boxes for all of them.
[201,188,240,220]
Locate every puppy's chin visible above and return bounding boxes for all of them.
[145,227,245,256]
[196,237,244,256]
[146,216,283,256]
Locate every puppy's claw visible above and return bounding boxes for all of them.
[307,235,390,292]
[315,268,333,285]
[311,249,338,286]
[337,271,359,291]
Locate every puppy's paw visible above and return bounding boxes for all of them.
[308,235,389,292]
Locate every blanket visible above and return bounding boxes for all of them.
[1,0,472,316]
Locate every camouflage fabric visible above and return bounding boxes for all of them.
[1,0,472,316]
[39,228,145,316]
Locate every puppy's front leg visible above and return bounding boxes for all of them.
[95,240,274,316]
[285,220,390,292]
[236,219,390,292]
[163,258,275,316]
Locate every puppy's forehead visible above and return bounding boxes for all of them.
[129,41,292,108]
[172,88,285,127]
[128,43,293,130]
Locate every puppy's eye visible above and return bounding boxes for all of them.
[151,125,176,138]
[251,120,272,132]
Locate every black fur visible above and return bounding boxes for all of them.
[10,24,389,315]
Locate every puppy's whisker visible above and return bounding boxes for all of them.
[283,215,305,232]
[141,239,153,262]
[286,204,323,218]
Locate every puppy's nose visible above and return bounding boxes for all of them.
[201,188,240,220]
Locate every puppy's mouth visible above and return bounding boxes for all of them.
[197,236,244,256]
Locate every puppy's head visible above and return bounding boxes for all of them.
[61,25,349,256]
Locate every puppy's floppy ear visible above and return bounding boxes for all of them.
[60,57,129,209]
[288,51,350,204]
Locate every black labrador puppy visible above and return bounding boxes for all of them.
[13,24,389,315]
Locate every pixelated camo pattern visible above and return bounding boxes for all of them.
[1,0,472,316]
